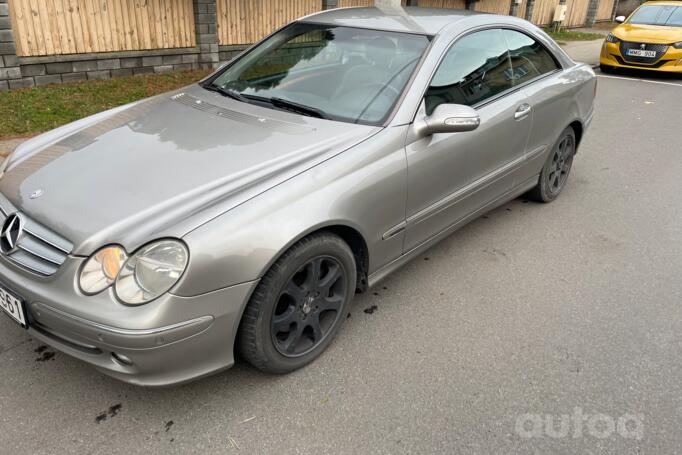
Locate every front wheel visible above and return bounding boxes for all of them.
[526,126,576,203]
[238,232,356,373]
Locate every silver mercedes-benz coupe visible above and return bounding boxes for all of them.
[0,7,595,385]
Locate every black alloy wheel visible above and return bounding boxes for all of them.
[546,133,575,198]
[238,232,356,373]
[271,256,347,357]
[526,126,576,203]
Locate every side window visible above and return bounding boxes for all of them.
[502,30,560,85]
[425,29,512,115]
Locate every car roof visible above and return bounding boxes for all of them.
[300,6,481,35]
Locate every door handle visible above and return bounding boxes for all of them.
[514,103,532,120]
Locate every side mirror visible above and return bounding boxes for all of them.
[615,15,625,23]
[416,104,480,136]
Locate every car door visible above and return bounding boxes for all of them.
[403,28,533,252]
[500,29,567,184]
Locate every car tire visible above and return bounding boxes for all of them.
[238,232,356,373]
[525,126,576,203]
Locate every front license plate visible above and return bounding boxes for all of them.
[0,283,27,328]
[627,49,656,58]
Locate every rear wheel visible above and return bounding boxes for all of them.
[238,232,356,373]
[526,126,576,203]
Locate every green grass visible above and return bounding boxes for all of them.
[544,29,605,42]
[0,69,211,139]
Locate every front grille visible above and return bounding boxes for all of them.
[0,200,73,276]
[613,55,670,68]
[619,41,669,64]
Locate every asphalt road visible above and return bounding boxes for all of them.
[1,73,681,455]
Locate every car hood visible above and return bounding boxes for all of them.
[613,23,682,44]
[0,84,379,255]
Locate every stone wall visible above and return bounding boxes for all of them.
[2,48,202,90]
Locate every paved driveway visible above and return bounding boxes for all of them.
[1,73,681,454]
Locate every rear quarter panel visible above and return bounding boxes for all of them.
[518,63,596,183]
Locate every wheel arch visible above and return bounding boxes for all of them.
[321,224,370,293]
[569,119,584,150]
[261,222,371,295]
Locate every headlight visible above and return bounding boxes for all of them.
[606,33,620,43]
[673,41,682,49]
[115,240,188,305]
[79,246,127,295]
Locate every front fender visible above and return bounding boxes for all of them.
[173,126,410,297]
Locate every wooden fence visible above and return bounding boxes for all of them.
[596,0,615,20]
[8,0,616,57]
[417,0,466,8]
[338,0,375,6]
[531,0,558,25]
[565,0,590,26]
[8,0,196,57]
[217,0,322,45]
[474,0,511,15]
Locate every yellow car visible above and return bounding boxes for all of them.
[600,1,682,73]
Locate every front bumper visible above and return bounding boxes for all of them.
[600,41,682,73]
[0,254,258,386]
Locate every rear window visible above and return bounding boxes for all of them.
[628,5,682,26]
[502,30,560,86]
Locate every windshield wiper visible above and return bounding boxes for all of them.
[268,97,329,119]
[202,85,328,119]
[202,83,250,104]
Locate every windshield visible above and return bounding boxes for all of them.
[208,23,431,125]
[628,5,682,26]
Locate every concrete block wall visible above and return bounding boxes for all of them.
[0,0,18,92]
[219,45,249,64]
[585,0,601,26]
[1,48,201,91]
[194,0,221,68]
[524,0,536,22]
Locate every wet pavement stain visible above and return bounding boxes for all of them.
[165,420,174,432]
[35,351,55,362]
[95,403,123,424]
[34,345,48,353]
[364,305,378,314]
